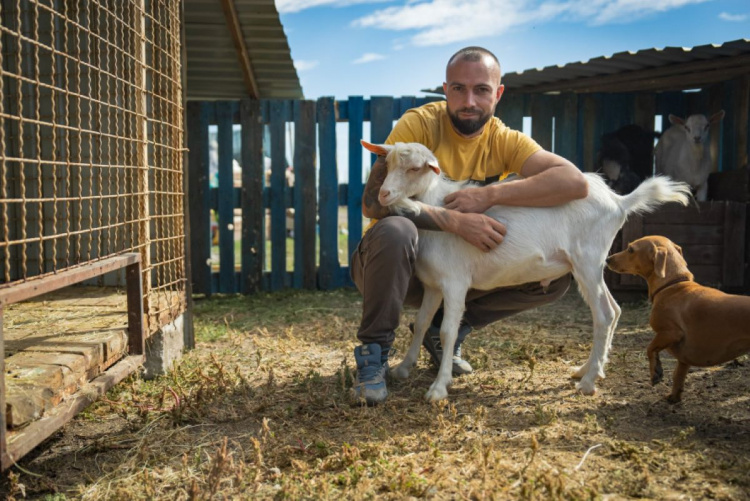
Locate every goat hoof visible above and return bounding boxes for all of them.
[571,364,588,380]
[575,380,597,396]
[425,385,449,402]
[390,364,411,381]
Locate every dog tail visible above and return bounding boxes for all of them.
[619,176,691,216]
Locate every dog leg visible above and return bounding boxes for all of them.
[392,287,442,381]
[647,331,682,386]
[667,361,690,404]
[647,340,664,385]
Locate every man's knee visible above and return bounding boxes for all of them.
[368,216,418,250]
[546,273,572,300]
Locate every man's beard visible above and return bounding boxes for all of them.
[448,107,492,136]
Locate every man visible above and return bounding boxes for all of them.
[350,46,588,404]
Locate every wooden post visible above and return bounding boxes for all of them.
[240,98,264,294]
[293,100,317,290]
[187,102,211,296]
[317,97,341,290]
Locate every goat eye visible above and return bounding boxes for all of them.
[409,167,421,173]
[627,247,633,254]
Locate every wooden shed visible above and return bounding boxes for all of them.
[427,39,750,296]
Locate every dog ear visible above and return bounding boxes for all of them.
[654,248,667,278]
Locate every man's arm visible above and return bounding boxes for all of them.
[362,156,507,251]
[444,150,588,213]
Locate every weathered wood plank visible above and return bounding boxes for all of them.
[241,98,264,294]
[216,101,237,293]
[497,92,523,132]
[642,224,723,245]
[645,202,726,224]
[269,100,288,291]
[317,97,341,290]
[347,96,365,272]
[4,330,128,428]
[556,93,578,165]
[293,100,317,290]
[530,94,553,151]
[187,102,211,296]
[619,215,643,285]
[722,201,746,287]
[3,354,143,470]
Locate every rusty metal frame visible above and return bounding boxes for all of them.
[0,252,145,471]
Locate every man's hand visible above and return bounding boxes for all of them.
[444,186,493,213]
[452,212,506,252]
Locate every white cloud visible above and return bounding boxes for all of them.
[352,0,712,46]
[718,11,747,22]
[294,60,320,71]
[276,0,392,14]
[353,52,386,64]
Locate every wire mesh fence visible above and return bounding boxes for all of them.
[0,0,186,333]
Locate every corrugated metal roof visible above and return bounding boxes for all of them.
[423,39,750,95]
[185,0,303,100]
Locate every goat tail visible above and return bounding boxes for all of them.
[620,175,691,216]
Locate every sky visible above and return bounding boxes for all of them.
[277,0,750,101]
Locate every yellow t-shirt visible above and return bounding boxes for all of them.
[365,101,541,231]
[386,100,541,182]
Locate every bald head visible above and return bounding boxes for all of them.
[446,47,501,84]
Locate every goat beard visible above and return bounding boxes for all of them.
[447,106,492,136]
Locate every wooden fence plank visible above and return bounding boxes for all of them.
[736,75,750,170]
[293,100,317,290]
[187,101,211,295]
[370,96,394,162]
[722,201,745,287]
[318,97,341,290]
[530,94,553,151]
[216,101,237,293]
[497,92,523,132]
[642,224,723,245]
[556,93,578,165]
[581,95,598,172]
[240,98,264,294]
[347,96,365,268]
[619,214,643,285]
[269,100,288,291]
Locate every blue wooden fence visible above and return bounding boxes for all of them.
[187,87,747,295]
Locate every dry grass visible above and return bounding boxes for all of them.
[3,287,750,500]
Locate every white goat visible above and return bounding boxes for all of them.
[655,111,725,201]
[362,140,691,401]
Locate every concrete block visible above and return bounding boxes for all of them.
[143,313,185,379]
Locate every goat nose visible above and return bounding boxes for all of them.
[380,189,390,199]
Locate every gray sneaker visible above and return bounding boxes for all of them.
[411,323,474,375]
[352,343,388,405]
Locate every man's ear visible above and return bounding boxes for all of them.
[361,140,393,157]
[654,247,667,279]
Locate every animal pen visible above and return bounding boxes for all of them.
[188,40,750,299]
[0,0,188,469]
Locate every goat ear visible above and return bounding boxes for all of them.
[361,140,392,157]
[710,110,725,124]
[674,243,684,256]
[426,159,441,175]
[654,247,667,278]
[668,114,684,126]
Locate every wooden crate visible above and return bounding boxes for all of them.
[605,201,747,295]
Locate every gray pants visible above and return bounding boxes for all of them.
[350,216,572,348]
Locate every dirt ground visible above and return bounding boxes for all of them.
[3,287,750,500]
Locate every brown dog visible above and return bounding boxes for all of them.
[606,235,750,403]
